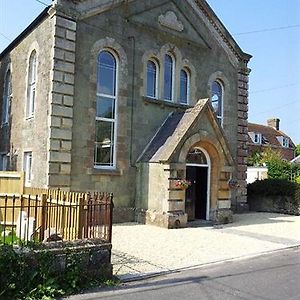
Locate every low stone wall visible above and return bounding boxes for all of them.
[23,240,112,279]
[248,195,300,216]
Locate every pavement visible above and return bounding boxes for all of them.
[111,212,300,281]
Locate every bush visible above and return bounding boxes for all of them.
[0,245,116,300]
[247,179,300,215]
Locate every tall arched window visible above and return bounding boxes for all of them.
[163,54,174,101]
[26,51,37,118]
[146,60,158,98]
[2,70,11,125]
[211,80,223,125]
[180,69,190,104]
[95,50,118,168]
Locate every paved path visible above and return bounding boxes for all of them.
[111,213,300,281]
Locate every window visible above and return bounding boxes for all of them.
[282,137,289,148]
[24,152,32,185]
[163,54,174,101]
[26,51,37,118]
[0,154,8,171]
[211,80,223,125]
[146,60,158,98]
[2,70,11,125]
[180,69,189,104]
[254,133,262,144]
[94,50,118,168]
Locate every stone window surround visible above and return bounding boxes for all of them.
[207,71,230,127]
[142,44,196,106]
[24,42,39,121]
[89,37,128,173]
[1,65,12,126]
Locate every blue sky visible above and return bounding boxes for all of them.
[0,0,300,144]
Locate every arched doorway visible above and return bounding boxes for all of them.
[185,147,211,221]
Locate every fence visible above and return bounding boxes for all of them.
[0,190,113,245]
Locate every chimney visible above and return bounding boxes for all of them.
[267,118,280,130]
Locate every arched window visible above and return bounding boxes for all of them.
[211,80,223,125]
[180,69,190,104]
[26,51,37,118]
[95,50,118,168]
[163,54,174,101]
[2,70,11,125]
[146,60,158,98]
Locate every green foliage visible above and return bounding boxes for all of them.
[0,245,116,300]
[247,179,300,215]
[296,144,300,157]
[248,179,298,197]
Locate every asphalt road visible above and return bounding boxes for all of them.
[69,247,300,300]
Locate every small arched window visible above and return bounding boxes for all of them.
[211,80,223,125]
[2,70,11,125]
[180,69,190,104]
[26,51,37,118]
[95,50,118,168]
[163,54,174,101]
[186,148,208,165]
[146,60,158,98]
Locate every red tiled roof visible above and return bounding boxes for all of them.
[248,123,295,148]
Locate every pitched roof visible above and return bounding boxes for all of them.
[248,123,295,148]
[138,98,234,165]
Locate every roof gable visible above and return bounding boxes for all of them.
[138,99,234,165]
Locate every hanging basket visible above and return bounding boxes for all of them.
[228,178,240,189]
[175,179,192,190]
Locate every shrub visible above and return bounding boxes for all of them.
[0,245,116,300]
[247,179,300,215]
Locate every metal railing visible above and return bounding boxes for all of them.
[0,190,113,245]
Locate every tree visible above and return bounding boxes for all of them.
[296,144,300,157]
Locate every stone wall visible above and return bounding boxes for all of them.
[24,240,112,279]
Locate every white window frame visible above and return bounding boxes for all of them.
[26,51,37,119]
[146,59,159,99]
[254,133,262,144]
[2,70,11,125]
[94,50,118,170]
[23,152,32,186]
[179,68,190,105]
[211,80,224,126]
[163,53,175,102]
[282,137,289,148]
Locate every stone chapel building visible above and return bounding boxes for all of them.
[0,0,251,228]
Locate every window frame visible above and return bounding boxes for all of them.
[23,152,32,186]
[26,50,37,119]
[94,49,118,170]
[211,80,224,126]
[146,59,159,99]
[179,68,190,105]
[282,137,289,148]
[2,70,11,125]
[253,133,262,144]
[163,53,175,102]
[0,153,8,171]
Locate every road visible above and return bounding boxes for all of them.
[69,247,300,300]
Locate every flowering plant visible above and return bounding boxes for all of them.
[228,178,240,189]
[175,179,192,189]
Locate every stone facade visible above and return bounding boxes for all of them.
[0,0,251,228]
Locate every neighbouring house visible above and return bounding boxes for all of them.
[248,118,296,161]
[0,0,251,228]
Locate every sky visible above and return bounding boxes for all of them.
[0,0,300,144]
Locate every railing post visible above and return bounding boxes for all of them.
[40,194,47,242]
[109,193,114,243]
[77,197,85,239]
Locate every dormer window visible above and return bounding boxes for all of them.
[253,133,262,144]
[282,137,289,148]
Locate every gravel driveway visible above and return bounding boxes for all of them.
[111,213,300,281]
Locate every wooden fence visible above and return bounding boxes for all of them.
[0,172,113,245]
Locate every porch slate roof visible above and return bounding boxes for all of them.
[138,99,209,163]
